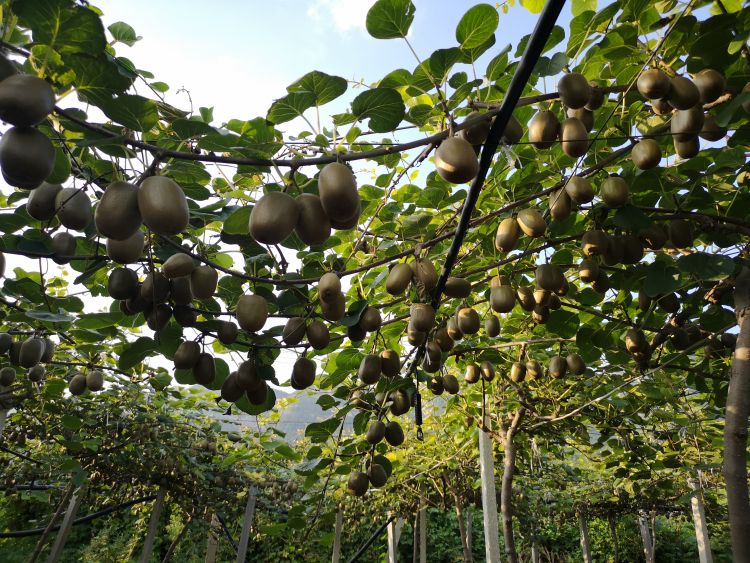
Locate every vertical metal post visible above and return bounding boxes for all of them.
[689,477,714,563]
[236,484,258,563]
[579,513,592,563]
[418,505,426,563]
[479,423,501,563]
[387,514,403,563]
[332,507,343,563]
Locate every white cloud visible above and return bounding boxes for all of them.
[306,0,375,33]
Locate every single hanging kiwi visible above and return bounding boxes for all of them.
[174,341,201,369]
[19,337,44,368]
[249,191,300,245]
[637,69,671,100]
[631,139,661,170]
[51,232,76,263]
[190,265,218,300]
[306,320,330,350]
[0,74,55,127]
[528,110,560,149]
[69,373,87,396]
[40,338,55,362]
[502,115,524,145]
[86,370,104,392]
[457,307,480,334]
[434,327,454,351]
[517,286,535,311]
[107,230,144,264]
[592,270,610,293]
[359,307,382,332]
[192,353,216,385]
[147,303,172,331]
[565,175,594,204]
[0,127,55,189]
[549,189,572,222]
[558,72,592,109]
[447,317,463,340]
[490,285,516,313]
[526,359,543,380]
[411,258,438,291]
[171,276,193,305]
[141,272,170,303]
[390,389,410,415]
[236,294,268,332]
[108,268,139,300]
[485,314,500,337]
[366,421,386,444]
[669,219,693,248]
[162,253,195,279]
[282,317,307,345]
[217,321,239,345]
[26,182,61,221]
[532,305,550,324]
[671,105,704,142]
[510,362,526,383]
[693,69,725,104]
[410,303,436,332]
[380,349,400,377]
[674,136,699,159]
[318,162,360,223]
[536,264,565,292]
[567,107,594,132]
[667,76,700,110]
[444,277,471,298]
[321,292,346,322]
[347,472,369,497]
[495,217,521,252]
[516,208,546,237]
[601,236,624,267]
[435,136,479,184]
[586,83,604,111]
[385,263,412,295]
[600,175,629,208]
[621,234,644,265]
[625,329,649,354]
[699,114,726,142]
[464,364,480,384]
[220,372,244,402]
[578,258,599,283]
[95,181,141,240]
[55,187,92,231]
[560,117,588,158]
[294,193,331,246]
[548,356,567,379]
[443,374,459,394]
[460,111,491,145]
[566,353,586,375]
[358,354,382,385]
[291,357,316,390]
[137,176,190,236]
[318,272,342,303]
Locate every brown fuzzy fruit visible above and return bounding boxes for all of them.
[190,266,218,300]
[291,357,316,390]
[631,139,661,170]
[138,176,190,236]
[318,272,342,304]
[107,230,145,264]
[637,69,671,100]
[490,285,516,313]
[318,162,360,223]
[567,107,594,132]
[26,182,62,221]
[464,363,481,383]
[249,191,300,245]
[674,136,700,159]
[236,294,268,332]
[495,217,521,252]
[294,193,331,246]
[600,176,629,208]
[358,354,382,385]
[410,303,436,333]
[457,307,480,335]
[0,127,55,189]
[699,114,727,142]
[667,76,700,110]
[306,320,330,350]
[55,188,92,231]
[380,349,401,377]
[560,117,588,158]
[95,181,141,241]
[411,258,439,291]
[435,136,479,184]
[282,317,307,345]
[693,69,725,104]
[558,73,592,109]
[385,263,413,296]
[671,105,704,142]
[549,189,572,222]
[528,110,560,149]
[516,208,546,238]
[565,175,594,204]
[444,277,472,299]
[347,471,369,497]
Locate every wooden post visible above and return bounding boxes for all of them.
[0,408,7,439]
[689,477,714,563]
[419,505,426,563]
[578,513,592,563]
[638,512,655,563]
[412,510,419,563]
[205,513,220,563]
[466,508,472,557]
[46,485,85,563]
[332,507,343,563]
[236,484,258,563]
[479,422,501,563]
[387,513,403,563]
[138,487,166,563]
[30,482,76,563]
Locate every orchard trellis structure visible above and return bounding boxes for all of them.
[0,0,749,561]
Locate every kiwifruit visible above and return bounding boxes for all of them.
[528,110,560,149]
[236,360,263,392]
[517,286,535,311]
[567,107,594,132]
[162,253,195,279]
[586,83,604,110]
[174,341,201,369]
[141,272,170,303]
[631,139,661,170]
[95,181,141,240]
[137,176,189,236]
[621,234,644,265]
[368,463,388,488]
[0,333,11,354]
[490,285,516,313]
[282,317,307,345]
[306,320,330,350]
[699,114,727,141]
[0,74,54,126]
[26,182,61,221]
[659,292,680,313]
[534,288,551,306]
[480,361,495,382]
[125,293,149,315]
[443,374,459,394]
[107,267,139,300]
[536,264,565,292]
[329,200,360,231]
[220,372,244,402]
[380,349,400,377]
[532,305,549,324]
[638,288,652,311]
[625,329,649,354]
[249,191,300,245]
[560,117,588,158]
[321,292,346,322]
[637,69,671,99]
[318,272,342,304]
[558,72,591,109]
[407,325,426,346]
[55,187,92,230]
[674,136,699,158]
[0,366,14,386]
[435,327,455,352]
[390,389,410,415]
[190,265,218,300]
[359,307,382,332]
[604,241,622,267]
[350,389,369,410]
[548,356,567,379]
[668,219,693,248]
[193,353,215,386]
[693,69,725,104]
[461,111,492,145]
[502,115,524,145]
[347,471,369,497]
[422,351,441,373]
[548,293,561,310]
[516,208,546,237]
[671,105,704,142]
[318,162,360,224]
[485,315,500,337]
[446,317,463,341]
[591,270,610,294]
[366,421,386,445]
[410,303,436,332]
[565,175,594,204]
[549,189,572,221]
[86,370,104,392]
[639,224,668,250]
[425,340,442,364]
[578,258,599,283]
[385,263,412,295]
[9,340,21,366]
[18,337,44,368]
[510,361,526,383]
[51,232,76,263]
[147,303,172,331]
[495,217,521,252]
[236,294,268,332]
[384,421,404,446]
[293,193,331,246]
[107,230,144,264]
[671,328,691,350]
[566,353,586,375]
[600,175,629,208]
[28,364,45,382]
[358,354,382,385]
[457,307,480,335]
[170,276,193,305]
[291,357,316,390]
[464,363,480,383]
[526,360,543,380]
[347,323,366,342]
[668,76,700,110]
[411,258,438,291]
[0,126,55,189]
[651,98,673,115]
[40,338,55,362]
[69,373,87,396]
[217,321,239,345]
[444,277,471,298]
[246,380,269,405]
[435,136,479,184]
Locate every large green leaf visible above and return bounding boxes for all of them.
[14,0,106,55]
[351,87,405,133]
[96,94,159,131]
[287,71,347,106]
[118,337,157,371]
[267,92,316,125]
[677,253,736,281]
[455,4,499,50]
[366,0,416,39]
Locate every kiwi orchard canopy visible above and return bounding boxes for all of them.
[0,0,749,560]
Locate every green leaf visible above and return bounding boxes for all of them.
[456,4,499,50]
[351,87,405,133]
[118,337,157,371]
[222,206,251,236]
[287,71,347,106]
[366,0,416,39]
[25,309,75,323]
[678,253,736,281]
[546,310,580,338]
[107,22,139,46]
[340,299,369,327]
[572,0,597,17]
[520,0,545,13]
[96,94,159,132]
[14,0,106,55]
[534,52,568,76]
[267,92,316,125]
[644,263,680,297]
[715,92,750,127]
[611,205,652,231]
[61,414,82,430]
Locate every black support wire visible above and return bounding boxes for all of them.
[346,513,397,563]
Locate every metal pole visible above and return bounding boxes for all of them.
[689,477,714,563]
[332,508,343,563]
[347,514,396,563]
[236,484,258,563]
[479,422,501,563]
[579,513,592,563]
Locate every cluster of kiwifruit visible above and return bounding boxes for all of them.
[68,370,105,396]
[348,415,405,496]
[469,351,587,386]
[494,208,547,254]
[488,267,567,327]
[317,272,346,321]
[249,162,360,248]
[636,67,728,158]
[0,332,55,388]
[281,315,331,350]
